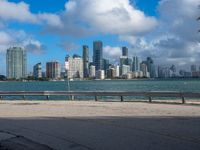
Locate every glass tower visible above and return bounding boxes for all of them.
[122,47,128,57]
[93,41,103,71]
[6,47,27,79]
[83,45,89,78]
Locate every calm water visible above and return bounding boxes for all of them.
[0,79,200,100]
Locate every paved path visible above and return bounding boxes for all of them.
[0,101,199,150]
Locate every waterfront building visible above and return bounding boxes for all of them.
[145,57,156,78]
[103,59,110,75]
[132,56,139,71]
[65,55,83,79]
[107,68,116,79]
[132,71,139,78]
[83,45,89,78]
[46,61,61,79]
[96,70,105,80]
[139,71,144,78]
[89,65,96,78]
[115,65,120,77]
[158,66,171,78]
[6,47,27,79]
[93,41,103,71]
[140,62,149,78]
[120,56,128,75]
[122,65,130,75]
[191,65,197,72]
[122,47,128,57]
[33,63,42,78]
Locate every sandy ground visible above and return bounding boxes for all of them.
[0,101,199,150]
[0,100,199,118]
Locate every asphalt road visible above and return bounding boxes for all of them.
[0,101,199,150]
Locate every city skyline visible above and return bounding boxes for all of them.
[0,0,200,74]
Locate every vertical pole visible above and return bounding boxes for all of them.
[95,95,98,101]
[182,97,185,104]
[149,97,152,103]
[121,96,124,102]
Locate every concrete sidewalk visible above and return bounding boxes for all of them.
[0,101,199,150]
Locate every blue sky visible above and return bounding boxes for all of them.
[0,0,199,74]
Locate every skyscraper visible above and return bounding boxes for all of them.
[122,47,128,57]
[33,63,42,78]
[46,61,61,79]
[146,57,156,78]
[6,47,27,79]
[65,55,83,79]
[83,45,89,78]
[132,56,139,71]
[93,41,103,71]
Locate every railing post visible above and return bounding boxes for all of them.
[95,95,98,101]
[149,97,152,103]
[121,96,124,102]
[182,97,185,104]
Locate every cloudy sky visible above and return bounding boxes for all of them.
[0,0,200,74]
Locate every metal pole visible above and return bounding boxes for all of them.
[149,97,152,103]
[121,96,124,102]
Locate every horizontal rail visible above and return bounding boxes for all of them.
[0,91,199,103]
[0,91,199,97]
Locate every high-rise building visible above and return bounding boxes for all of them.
[122,47,128,57]
[103,59,110,75]
[33,63,42,78]
[191,65,197,72]
[6,47,27,79]
[65,55,83,79]
[83,45,89,78]
[93,41,103,71]
[89,65,96,78]
[107,67,116,79]
[145,57,155,78]
[96,70,105,80]
[115,65,120,77]
[140,62,149,78]
[46,61,61,79]
[122,65,130,75]
[132,56,139,71]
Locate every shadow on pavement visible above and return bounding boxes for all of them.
[0,116,199,150]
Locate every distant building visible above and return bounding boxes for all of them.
[89,65,96,78]
[140,62,149,78]
[83,45,89,78]
[115,65,120,77]
[6,47,27,79]
[122,47,128,57]
[46,61,61,79]
[122,65,130,75]
[96,70,105,80]
[33,63,42,78]
[157,66,171,78]
[93,41,103,71]
[132,56,139,71]
[107,68,116,79]
[65,55,83,79]
[103,59,110,75]
[191,65,197,72]
[144,57,156,78]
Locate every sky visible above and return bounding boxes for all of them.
[0,0,200,74]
